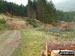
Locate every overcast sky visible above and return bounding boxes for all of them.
[6,0,28,6]
[54,0,75,12]
[6,0,75,12]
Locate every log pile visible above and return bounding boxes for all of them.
[10,24,21,30]
[6,20,26,30]
[46,42,75,56]
[44,24,53,28]
[59,21,69,30]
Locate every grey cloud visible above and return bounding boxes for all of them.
[53,0,75,11]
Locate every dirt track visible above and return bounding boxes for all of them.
[0,31,9,38]
[0,30,21,56]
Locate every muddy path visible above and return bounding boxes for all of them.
[0,31,10,38]
[0,30,21,56]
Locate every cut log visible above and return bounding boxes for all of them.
[46,42,75,56]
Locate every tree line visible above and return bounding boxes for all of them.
[27,0,58,25]
[0,0,58,25]
[57,10,75,22]
[0,0,75,25]
[0,0,27,16]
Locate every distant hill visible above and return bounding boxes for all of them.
[57,10,75,22]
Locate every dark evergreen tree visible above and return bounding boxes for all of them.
[37,0,58,25]
[28,0,34,18]
[0,0,27,17]
[27,0,58,25]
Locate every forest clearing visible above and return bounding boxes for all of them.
[0,0,75,56]
[0,15,75,56]
[0,13,75,56]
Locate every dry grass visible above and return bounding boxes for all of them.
[12,28,75,56]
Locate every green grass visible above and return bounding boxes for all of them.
[12,29,75,56]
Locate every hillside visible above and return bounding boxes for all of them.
[57,10,75,22]
[0,14,28,30]
[0,14,75,56]
[0,14,43,31]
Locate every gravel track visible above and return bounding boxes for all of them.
[0,30,21,56]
